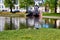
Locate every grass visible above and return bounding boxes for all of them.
[0,12,60,17]
[0,28,60,40]
[43,13,60,17]
[0,12,26,17]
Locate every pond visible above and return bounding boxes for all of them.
[0,16,60,31]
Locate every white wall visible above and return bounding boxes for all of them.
[0,0,5,11]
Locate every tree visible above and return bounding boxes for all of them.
[57,0,60,7]
[55,0,58,13]
[4,0,15,30]
[45,0,58,13]
[44,0,50,12]
[4,0,14,12]
[19,0,34,8]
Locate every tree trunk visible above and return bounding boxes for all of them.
[55,0,58,13]
[55,5,57,13]
[26,6,28,13]
[45,4,49,12]
[10,6,12,12]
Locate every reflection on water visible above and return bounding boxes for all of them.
[0,17,5,31]
[0,17,26,31]
[0,17,60,31]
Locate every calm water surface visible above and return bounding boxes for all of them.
[0,16,60,31]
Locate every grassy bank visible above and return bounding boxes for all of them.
[43,13,60,17]
[0,12,60,17]
[0,12,26,17]
[0,28,60,40]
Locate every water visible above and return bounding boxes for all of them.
[0,16,60,31]
[0,17,26,31]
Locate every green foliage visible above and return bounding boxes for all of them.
[19,0,34,8]
[4,0,14,7]
[45,0,56,9]
[49,0,55,8]
[57,0,60,7]
[4,0,14,12]
[44,0,58,13]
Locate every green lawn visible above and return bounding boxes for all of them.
[0,28,60,40]
[43,13,60,17]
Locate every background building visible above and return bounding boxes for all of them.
[0,0,5,11]
[13,0,19,10]
[0,0,19,11]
